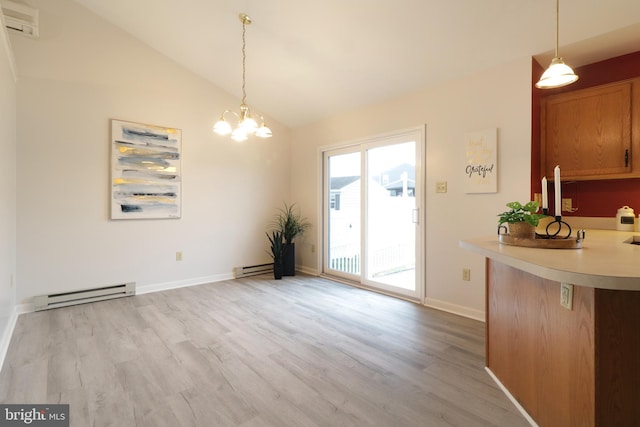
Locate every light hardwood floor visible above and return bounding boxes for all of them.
[0,275,528,426]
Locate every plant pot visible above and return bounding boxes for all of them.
[273,262,284,280]
[283,243,295,276]
[508,222,535,239]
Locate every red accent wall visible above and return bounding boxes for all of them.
[531,51,640,217]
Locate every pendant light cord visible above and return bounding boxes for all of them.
[554,0,559,57]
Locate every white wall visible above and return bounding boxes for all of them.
[291,58,533,319]
[8,0,533,320]
[13,0,291,305]
[0,19,17,351]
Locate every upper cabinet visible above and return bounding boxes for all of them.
[540,78,640,181]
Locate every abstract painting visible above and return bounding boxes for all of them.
[111,119,182,219]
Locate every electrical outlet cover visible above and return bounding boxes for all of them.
[560,282,573,309]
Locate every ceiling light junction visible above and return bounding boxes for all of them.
[213,13,272,141]
[536,0,578,89]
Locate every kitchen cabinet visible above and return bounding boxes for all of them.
[540,78,640,181]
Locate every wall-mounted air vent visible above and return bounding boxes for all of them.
[1,0,39,38]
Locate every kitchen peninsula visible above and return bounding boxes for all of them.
[461,229,640,427]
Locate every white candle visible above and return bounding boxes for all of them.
[541,176,548,210]
[554,165,561,217]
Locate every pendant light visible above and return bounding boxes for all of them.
[535,0,578,89]
[213,13,272,141]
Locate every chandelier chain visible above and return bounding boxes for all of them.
[241,19,247,105]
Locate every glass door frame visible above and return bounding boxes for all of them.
[320,126,426,303]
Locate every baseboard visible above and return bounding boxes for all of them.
[136,273,235,295]
[296,265,320,276]
[485,367,538,427]
[16,273,237,314]
[0,305,19,372]
[423,297,485,322]
[16,303,31,315]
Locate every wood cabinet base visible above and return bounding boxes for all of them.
[487,259,640,427]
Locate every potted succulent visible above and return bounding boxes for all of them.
[272,202,310,276]
[266,230,287,279]
[498,201,546,239]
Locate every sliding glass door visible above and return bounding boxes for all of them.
[326,150,362,277]
[323,128,424,301]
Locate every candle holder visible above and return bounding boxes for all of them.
[498,207,584,248]
[538,209,572,239]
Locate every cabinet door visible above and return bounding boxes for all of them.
[541,81,632,179]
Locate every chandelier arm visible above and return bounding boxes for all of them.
[222,110,239,120]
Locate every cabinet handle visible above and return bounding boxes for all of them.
[625,149,629,167]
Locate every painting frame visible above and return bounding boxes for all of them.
[110,119,182,219]
[463,128,498,194]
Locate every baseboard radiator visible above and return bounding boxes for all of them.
[234,263,273,278]
[33,282,136,311]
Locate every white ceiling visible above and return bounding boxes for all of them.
[71,0,640,128]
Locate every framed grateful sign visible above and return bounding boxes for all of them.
[464,128,497,194]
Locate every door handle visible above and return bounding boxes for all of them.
[625,149,629,167]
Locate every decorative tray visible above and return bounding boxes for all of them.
[498,232,584,249]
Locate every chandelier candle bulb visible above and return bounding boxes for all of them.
[554,165,561,217]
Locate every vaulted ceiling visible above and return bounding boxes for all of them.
[72,0,640,127]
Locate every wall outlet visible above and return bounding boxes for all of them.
[462,268,471,281]
[560,282,573,309]
[176,251,183,261]
[562,198,572,212]
[436,181,447,193]
[311,244,316,253]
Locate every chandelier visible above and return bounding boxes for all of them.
[535,0,578,89]
[213,13,272,141]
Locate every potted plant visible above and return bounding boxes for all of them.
[273,202,310,276]
[498,201,546,239]
[266,230,287,279]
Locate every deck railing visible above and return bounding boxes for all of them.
[329,242,413,276]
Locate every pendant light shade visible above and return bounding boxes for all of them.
[535,0,578,89]
[536,57,579,89]
[213,13,272,140]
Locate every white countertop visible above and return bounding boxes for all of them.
[460,229,640,290]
